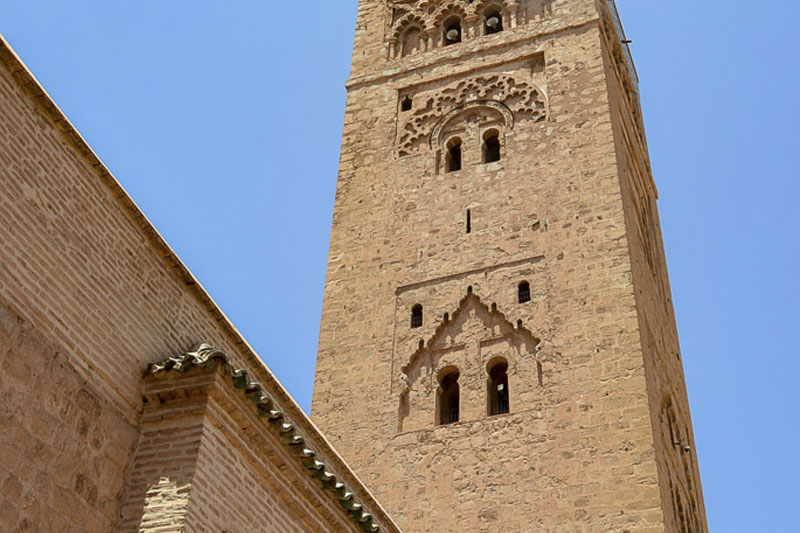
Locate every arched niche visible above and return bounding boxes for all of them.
[397,290,543,432]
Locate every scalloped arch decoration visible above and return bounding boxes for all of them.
[395,290,544,432]
[392,13,427,40]
[387,0,554,57]
[400,290,541,380]
[429,100,515,150]
[397,73,548,157]
[431,3,470,28]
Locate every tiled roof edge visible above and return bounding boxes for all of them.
[149,344,403,533]
[0,34,401,533]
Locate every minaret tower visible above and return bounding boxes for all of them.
[313,1,707,531]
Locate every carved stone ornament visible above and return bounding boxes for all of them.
[398,72,547,157]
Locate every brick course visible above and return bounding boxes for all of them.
[0,295,139,532]
[0,32,398,533]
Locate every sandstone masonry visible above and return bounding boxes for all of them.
[312,1,707,531]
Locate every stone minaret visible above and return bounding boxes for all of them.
[313,1,707,531]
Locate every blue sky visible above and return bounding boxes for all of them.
[2,1,798,531]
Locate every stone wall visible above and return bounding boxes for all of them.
[598,8,708,530]
[314,0,706,531]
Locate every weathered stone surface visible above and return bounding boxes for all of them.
[313,1,707,531]
[0,1,707,530]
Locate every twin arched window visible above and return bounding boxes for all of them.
[443,10,504,47]
[445,130,502,173]
[436,359,512,426]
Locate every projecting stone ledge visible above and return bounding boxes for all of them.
[117,343,402,533]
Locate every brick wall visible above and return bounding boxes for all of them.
[0,38,257,531]
[0,36,399,533]
[0,295,139,532]
[120,365,387,533]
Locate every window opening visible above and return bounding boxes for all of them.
[438,370,460,425]
[483,130,501,163]
[444,19,462,45]
[466,209,472,234]
[401,96,412,112]
[401,27,422,57]
[518,281,531,303]
[411,304,423,328]
[485,11,503,34]
[446,137,462,172]
[488,360,510,416]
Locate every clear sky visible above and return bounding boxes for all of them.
[2,1,798,531]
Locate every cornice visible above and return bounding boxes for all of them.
[148,344,403,533]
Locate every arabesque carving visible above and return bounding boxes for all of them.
[397,73,547,156]
[397,290,544,432]
[401,291,542,380]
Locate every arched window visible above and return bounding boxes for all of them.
[444,18,462,45]
[482,129,501,163]
[445,137,462,172]
[401,96,412,112]
[411,304,423,328]
[438,369,460,425]
[488,359,510,416]
[518,281,531,303]
[401,27,422,57]
[485,10,503,35]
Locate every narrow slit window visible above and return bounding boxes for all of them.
[466,209,471,234]
[483,130,501,163]
[488,360,510,416]
[485,11,503,35]
[446,138,462,172]
[438,370,460,425]
[411,304,423,328]
[518,281,531,303]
